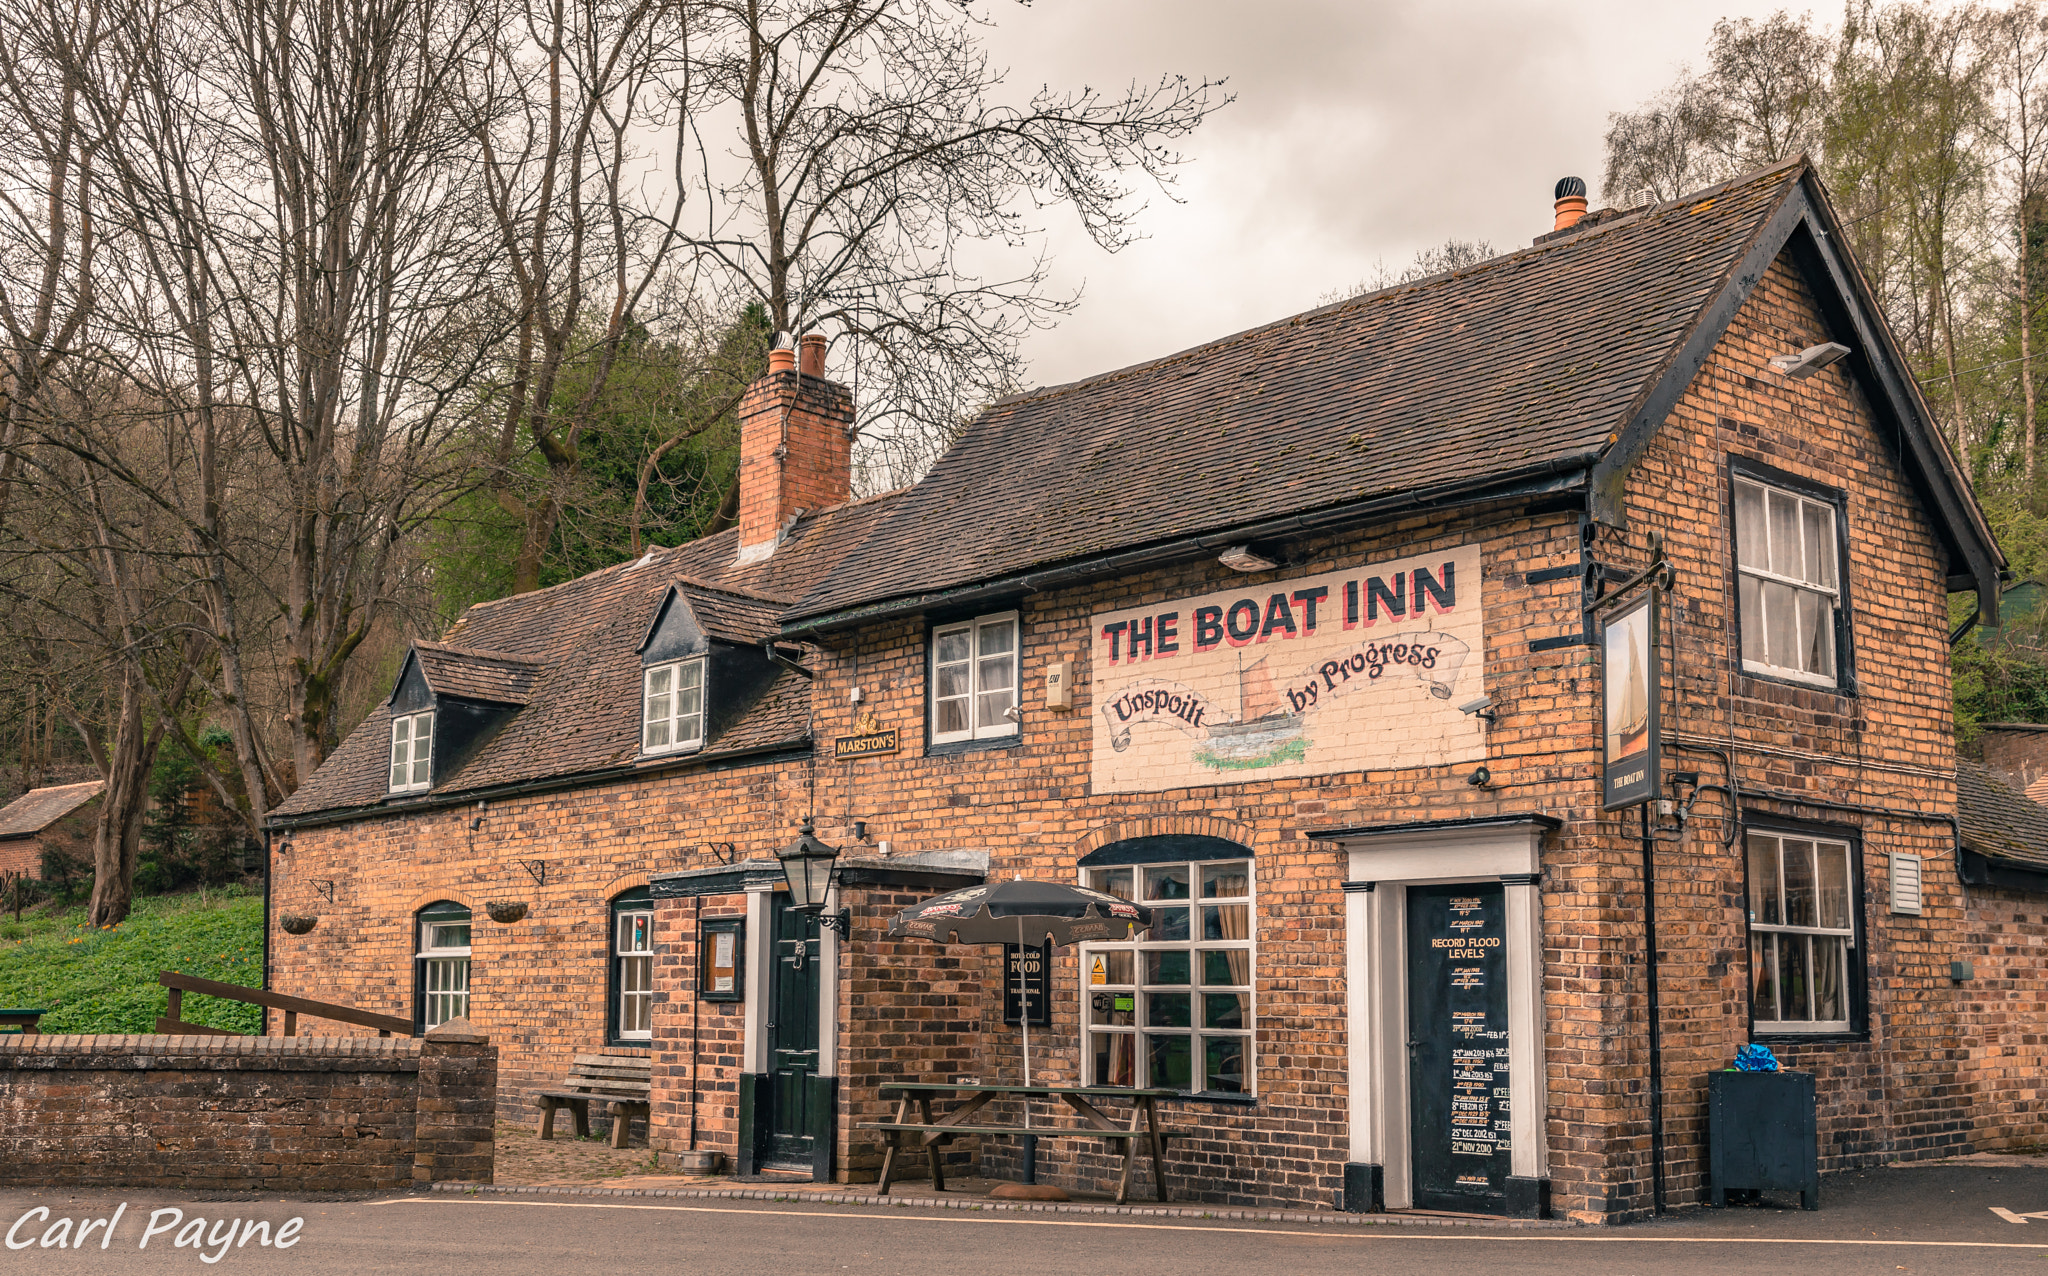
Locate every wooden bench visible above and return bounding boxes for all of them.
[861,1083,1181,1204]
[533,1054,652,1149]
[0,1009,46,1034]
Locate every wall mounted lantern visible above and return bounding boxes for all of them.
[776,821,850,935]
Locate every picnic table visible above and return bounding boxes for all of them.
[862,1082,1180,1205]
[0,1009,47,1034]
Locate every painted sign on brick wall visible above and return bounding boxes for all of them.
[1088,544,1486,793]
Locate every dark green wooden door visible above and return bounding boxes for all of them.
[764,894,822,1168]
[1406,882,1511,1214]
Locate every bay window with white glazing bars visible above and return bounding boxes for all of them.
[1733,475,1843,687]
[1081,859,1253,1094]
[930,612,1019,745]
[1746,832,1857,1034]
[416,902,472,1030]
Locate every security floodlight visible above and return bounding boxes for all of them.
[1767,342,1851,380]
[1219,544,1279,573]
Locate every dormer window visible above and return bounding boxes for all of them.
[389,710,434,792]
[643,660,705,754]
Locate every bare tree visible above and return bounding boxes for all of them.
[1705,11,1833,169]
[1604,73,1730,205]
[1984,2,2048,500]
[679,0,1226,493]
[1319,239,1499,305]
[28,0,504,801]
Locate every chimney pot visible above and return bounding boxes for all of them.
[1553,176,1588,233]
[768,346,796,375]
[799,333,828,379]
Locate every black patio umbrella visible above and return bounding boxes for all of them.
[888,879,1152,1186]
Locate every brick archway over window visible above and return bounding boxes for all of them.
[600,872,653,901]
[1070,817,1256,861]
[407,887,478,914]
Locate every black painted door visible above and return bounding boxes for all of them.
[1406,882,1511,1213]
[764,893,822,1168]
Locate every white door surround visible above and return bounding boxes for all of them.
[1322,814,1555,1217]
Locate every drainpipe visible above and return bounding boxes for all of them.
[261,827,273,1037]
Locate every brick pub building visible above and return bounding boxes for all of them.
[268,159,2048,1223]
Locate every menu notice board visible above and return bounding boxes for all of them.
[1406,883,1511,1211]
[1001,941,1052,1026]
[698,917,744,1003]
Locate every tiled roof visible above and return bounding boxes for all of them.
[410,642,545,705]
[784,162,1806,623]
[1958,760,2048,874]
[666,489,907,604]
[0,781,103,838]
[271,497,901,822]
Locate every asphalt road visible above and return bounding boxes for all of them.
[4,1165,2047,1275]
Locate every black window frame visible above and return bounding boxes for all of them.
[606,887,655,1048]
[1740,815,1869,1043]
[1727,456,1858,697]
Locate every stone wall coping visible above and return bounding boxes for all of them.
[0,1033,424,1072]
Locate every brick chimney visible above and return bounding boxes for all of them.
[735,335,852,565]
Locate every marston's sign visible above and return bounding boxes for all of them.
[1088,544,1486,793]
[833,711,900,759]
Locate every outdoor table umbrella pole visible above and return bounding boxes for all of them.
[1018,914,1035,1182]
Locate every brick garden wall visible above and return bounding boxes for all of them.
[1962,887,2048,1152]
[0,1027,496,1190]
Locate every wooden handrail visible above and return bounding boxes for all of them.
[159,971,412,1037]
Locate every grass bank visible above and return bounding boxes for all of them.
[0,887,264,1033]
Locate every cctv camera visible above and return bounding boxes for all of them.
[1458,696,1493,716]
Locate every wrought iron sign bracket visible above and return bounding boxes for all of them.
[816,908,851,937]
[519,860,547,888]
[310,880,336,905]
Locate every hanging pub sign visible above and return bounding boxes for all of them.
[1001,940,1052,1026]
[1601,588,1660,810]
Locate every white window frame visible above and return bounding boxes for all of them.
[929,611,1020,745]
[612,903,655,1042]
[1746,831,1856,1035]
[389,710,434,793]
[417,906,472,1029]
[1733,476,1843,688]
[641,658,706,756]
[1079,857,1254,1096]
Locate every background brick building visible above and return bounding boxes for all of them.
[268,157,2046,1223]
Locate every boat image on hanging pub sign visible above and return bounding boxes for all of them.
[1087,543,1486,793]
[1601,588,1660,810]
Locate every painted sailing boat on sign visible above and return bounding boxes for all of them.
[1196,653,1307,770]
[1613,630,1649,756]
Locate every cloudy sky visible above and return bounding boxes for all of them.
[977,0,1799,389]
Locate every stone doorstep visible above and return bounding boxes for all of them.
[425,1181,1578,1229]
